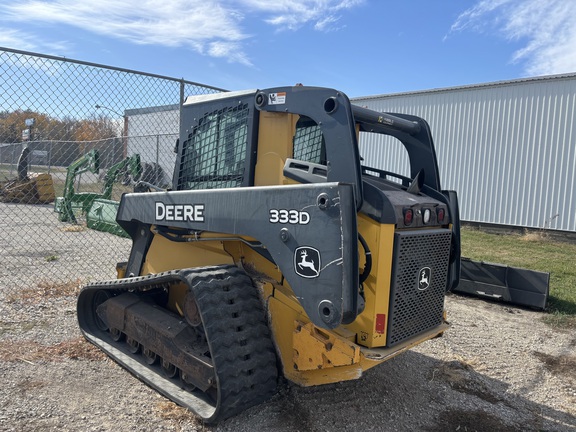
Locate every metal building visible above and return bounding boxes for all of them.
[352,73,576,233]
[125,104,180,186]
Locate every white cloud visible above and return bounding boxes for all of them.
[449,0,576,76]
[0,28,70,55]
[0,28,72,76]
[314,16,340,32]
[0,1,246,46]
[0,0,362,64]
[239,0,363,31]
[207,41,252,66]
[0,29,38,52]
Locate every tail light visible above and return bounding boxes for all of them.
[403,208,413,226]
[437,208,445,223]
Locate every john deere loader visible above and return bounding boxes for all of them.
[77,86,461,422]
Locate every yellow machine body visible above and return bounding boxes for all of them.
[128,108,450,386]
[80,86,460,422]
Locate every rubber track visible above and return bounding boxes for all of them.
[77,265,278,423]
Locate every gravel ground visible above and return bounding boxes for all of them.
[1,203,575,431]
[0,202,131,288]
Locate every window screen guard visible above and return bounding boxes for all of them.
[178,103,249,190]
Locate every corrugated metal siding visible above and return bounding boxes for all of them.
[126,109,180,183]
[352,75,576,232]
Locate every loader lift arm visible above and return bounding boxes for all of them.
[57,149,101,223]
[101,153,142,199]
[56,150,142,223]
[117,182,359,329]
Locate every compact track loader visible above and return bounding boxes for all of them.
[77,86,461,423]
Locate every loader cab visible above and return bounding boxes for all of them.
[174,90,258,191]
[175,86,460,297]
[176,87,363,204]
[177,87,441,197]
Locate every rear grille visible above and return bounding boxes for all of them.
[386,229,452,347]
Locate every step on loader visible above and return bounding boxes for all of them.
[77,86,461,423]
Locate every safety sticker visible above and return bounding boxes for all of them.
[268,92,286,105]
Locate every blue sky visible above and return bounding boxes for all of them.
[1,0,575,98]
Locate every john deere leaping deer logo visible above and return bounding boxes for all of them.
[418,267,431,290]
[294,247,321,278]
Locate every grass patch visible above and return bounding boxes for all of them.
[542,310,576,329]
[0,320,50,336]
[461,227,576,324]
[533,351,576,377]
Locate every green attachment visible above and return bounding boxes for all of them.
[57,149,100,223]
[56,150,142,237]
[86,198,129,238]
[101,154,142,200]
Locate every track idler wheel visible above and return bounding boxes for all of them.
[110,328,123,342]
[142,348,158,365]
[161,359,178,378]
[126,337,140,354]
[180,370,197,392]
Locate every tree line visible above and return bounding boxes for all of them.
[0,109,120,143]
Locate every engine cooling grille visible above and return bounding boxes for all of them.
[387,229,452,347]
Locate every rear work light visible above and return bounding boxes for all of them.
[423,208,431,224]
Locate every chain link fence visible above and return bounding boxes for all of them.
[0,47,224,295]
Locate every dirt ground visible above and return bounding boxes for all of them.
[0,203,575,431]
[1,285,575,432]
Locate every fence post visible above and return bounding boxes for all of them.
[10,144,16,176]
[179,80,185,135]
[156,134,160,185]
[47,141,52,174]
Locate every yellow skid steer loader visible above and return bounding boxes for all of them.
[77,86,461,422]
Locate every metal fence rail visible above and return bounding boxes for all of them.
[0,47,224,294]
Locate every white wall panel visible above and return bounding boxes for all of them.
[353,75,576,232]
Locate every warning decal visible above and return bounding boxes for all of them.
[268,92,286,105]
